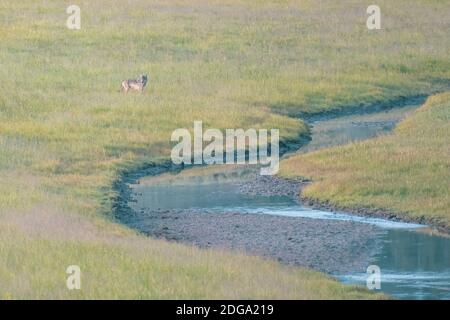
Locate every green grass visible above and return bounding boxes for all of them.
[0,0,448,298]
[280,92,450,230]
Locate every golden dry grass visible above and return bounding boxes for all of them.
[1,0,448,298]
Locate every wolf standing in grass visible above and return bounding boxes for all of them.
[122,74,148,93]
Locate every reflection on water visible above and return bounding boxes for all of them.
[339,229,450,300]
[131,182,293,211]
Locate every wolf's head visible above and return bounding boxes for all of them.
[140,74,148,85]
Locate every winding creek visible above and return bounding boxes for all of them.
[120,104,450,300]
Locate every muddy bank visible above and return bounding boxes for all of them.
[236,174,306,199]
[124,206,384,274]
[113,161,182,222]
[117,167,384,274]
[275,94,429,122]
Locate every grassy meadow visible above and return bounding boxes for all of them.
[0,0,448,298]
[281,92,450,230]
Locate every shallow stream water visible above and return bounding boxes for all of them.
[126,105,450,300]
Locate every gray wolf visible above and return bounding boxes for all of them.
[121,74,148,93]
